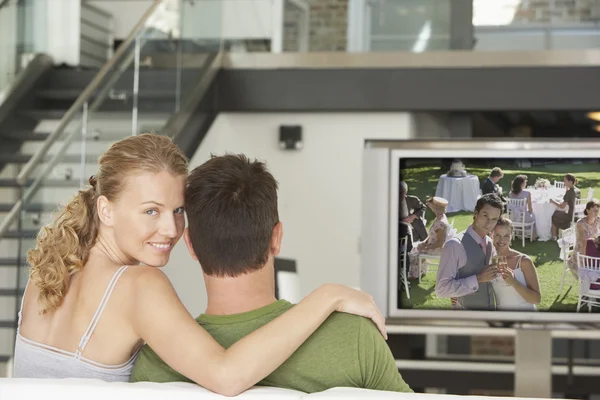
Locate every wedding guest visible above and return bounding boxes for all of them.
[492,217,541,311]
[568,199,600,278]
[407,197,449,280]
[585,237,600,290]
[508,175,536,241]
[399,181,427,242]
[481,168,506,202]
[551,173,581,240]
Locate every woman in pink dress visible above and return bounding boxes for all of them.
[568,199,600,278]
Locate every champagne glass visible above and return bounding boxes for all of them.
[491,255,500,283]
[498,256,508,282]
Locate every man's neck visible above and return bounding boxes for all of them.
[470,224,488,240]
[203,263,277,316]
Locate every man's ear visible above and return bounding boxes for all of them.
[183,228,198,261]
[271,221,283,257]
[96,195,114,227]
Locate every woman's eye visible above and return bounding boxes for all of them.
[174,207,185,215]
[145,209,159,216]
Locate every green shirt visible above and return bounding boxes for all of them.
[130,300,412,393]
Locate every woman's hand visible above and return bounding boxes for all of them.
[318,284,387,339]
[500,266,517,286]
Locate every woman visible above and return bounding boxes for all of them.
[492,217,541,311]
[508,174,536,241]
[567,199,600,278]
[13,134,385,394]
[550,173,581,240]
[407,197,449,279]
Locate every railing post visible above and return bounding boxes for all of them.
[80,102,88,188]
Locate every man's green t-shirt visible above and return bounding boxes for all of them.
[130,300,412,393]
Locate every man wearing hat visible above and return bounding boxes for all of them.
[407,197,450,280]
[399,181,428,242]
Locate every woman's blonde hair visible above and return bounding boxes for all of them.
[28,133,188,314]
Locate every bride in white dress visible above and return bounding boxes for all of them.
[492,217,541,311]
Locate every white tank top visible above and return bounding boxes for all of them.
[13,265,140,381]
[492,255,537,311]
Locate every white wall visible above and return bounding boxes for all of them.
[87,1,156,39]
[163,112,418,317]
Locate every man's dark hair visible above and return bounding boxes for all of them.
[490,167,504,179]
[184,154,279,277]
[474,193,504,214]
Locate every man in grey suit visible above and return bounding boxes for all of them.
[399,181,427,242]
[435,194,503,310]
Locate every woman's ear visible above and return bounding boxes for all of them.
[96,195,114,227]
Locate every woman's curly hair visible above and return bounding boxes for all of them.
[27,133,188,314]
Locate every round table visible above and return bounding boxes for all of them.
[530,188,563,241]
[435,174,480,213]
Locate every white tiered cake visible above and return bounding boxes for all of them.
[447,161,467,177]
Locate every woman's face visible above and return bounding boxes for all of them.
[588,205,599,218]
[109,170,186,267]
[493,225,512,251]
[522,180,527,189]
[564,177,572,188]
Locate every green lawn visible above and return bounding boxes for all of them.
[401,162,600,312]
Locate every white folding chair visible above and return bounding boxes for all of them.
[576,253,600,312]
[399,236,410,299]
[587,187,595,201]
[507,198,535,247]
[558,226,577,294]
[417,219,455,283]
[554,180,565,189]
[572,198,586,225]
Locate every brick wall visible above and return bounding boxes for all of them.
[514,0,600,23]
[283,0,348,52]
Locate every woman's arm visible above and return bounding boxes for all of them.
[502,257,541,305]
[426,227,446,251]
[577,222,586,255]
[131,268,384,396]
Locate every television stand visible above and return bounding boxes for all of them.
[386,320,600,398]
[514,328,551,398]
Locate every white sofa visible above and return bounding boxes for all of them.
[0,378,551,400]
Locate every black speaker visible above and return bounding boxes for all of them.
[279,125,303,150]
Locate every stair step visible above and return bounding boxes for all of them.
[3,230,38,239]
[36,89,178,100]
[0,203,55,212]
[0,288,24,296]
[0,154,98,164]
[2,131,50,141]
[21,110,69,120]
[0,179,81,188]
[0,320,17,329]
[0,259,26,267]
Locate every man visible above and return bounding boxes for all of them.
[481,167,506,202]
[435,194,503,310]
[131,154,412,393]
[399,181,427,242]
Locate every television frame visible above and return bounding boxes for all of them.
[360,139,600,324]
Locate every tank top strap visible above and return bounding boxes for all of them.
[75,265,129,359]
[516,254,525,270]
[17,279,31,329]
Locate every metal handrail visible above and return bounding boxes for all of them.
[0,0,165,239]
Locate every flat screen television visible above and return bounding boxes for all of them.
[360,140,600,323]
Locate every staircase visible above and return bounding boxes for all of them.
[0,1,222,366]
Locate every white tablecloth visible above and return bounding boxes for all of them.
[530,188,563,241]
[435,174,480,213]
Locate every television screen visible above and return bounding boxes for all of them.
[360,141,600,322]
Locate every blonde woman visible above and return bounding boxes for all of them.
[14,134,385,395]
[492,217,541,311]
